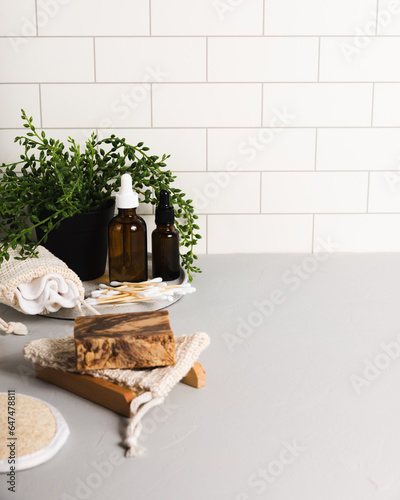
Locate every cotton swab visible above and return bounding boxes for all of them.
[88,278,195,306]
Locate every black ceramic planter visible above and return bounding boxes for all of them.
[36,200,115,281]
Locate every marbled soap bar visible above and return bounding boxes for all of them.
[74,311,176,371]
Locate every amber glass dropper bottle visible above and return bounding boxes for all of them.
[152,190,180,281]
[108,173,148,283]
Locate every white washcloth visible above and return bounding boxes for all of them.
[14,273,81,315]
[0,246,87,335]
[0,246,85,316]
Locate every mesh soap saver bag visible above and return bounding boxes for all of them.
[0,245,94,335]
[23,331,211,457]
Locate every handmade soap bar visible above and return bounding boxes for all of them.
[74,311,175,371]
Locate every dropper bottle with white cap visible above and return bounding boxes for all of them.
[108,173,148,282]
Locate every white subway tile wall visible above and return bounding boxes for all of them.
[207,128,316,171]
[316,129,400,171]
[95,38,206,83]
[368,172,400,212]
[0,38,94,82]
[0,84,40,127]
[209,215,313,253]
[261,172,368,213]
[151,0,264,36]
[208,37,319,82]
[263,83,373,127]
[314,214,400,251]
[264,0,377,35]
[41,83,152,127]
[176,172,261,214]
[1,0,400,253]
[376,0,400,34]
[319,37,400,82]
[0,0,36,36]
[37,0,149,36]
[373,83,400,126]
[152,83,262,127]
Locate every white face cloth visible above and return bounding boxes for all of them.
[0,246,87,335]
[14,274,81,315]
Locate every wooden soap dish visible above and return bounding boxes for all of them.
[34,363,206,418]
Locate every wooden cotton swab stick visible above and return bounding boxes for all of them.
[115,286,155,292]
[110,278,162,287]
[162,284,191,290]
[96,286,148,298]
[96,289,152,301]
[96,293,131,302]
[96,296,153,305]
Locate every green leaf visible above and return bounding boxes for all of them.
[0,113,202,279]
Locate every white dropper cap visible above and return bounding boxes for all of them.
[116,173,139,209]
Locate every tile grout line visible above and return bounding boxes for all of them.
[0,81,398,85]
[371,82,375,126]
[150,84,153,127]
[206,37,208,82]
[375,0,380,36]
[262,0,265,35]
[260,84,264,126]
[6,166,400,174]
[93,38,97,82]
[2,163,398,174]
[159,169,400,173]
[172,212,400,216]
[38,84,43,128]
[314,128,318,170]
[205,129,208,171]
[6,34,400,38]
[311,214,315,252]
[149,0,152,35]
[3,126,400,130]
[34,0,39,36]
[206,214,209,255]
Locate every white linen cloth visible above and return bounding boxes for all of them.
[14,273,81,314]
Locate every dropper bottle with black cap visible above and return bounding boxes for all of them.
[152,190,180,281]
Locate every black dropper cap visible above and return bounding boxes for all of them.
[155,190,174,225]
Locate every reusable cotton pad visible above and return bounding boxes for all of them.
[0,393,69,472]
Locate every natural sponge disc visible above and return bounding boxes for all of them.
[0,393,69,472]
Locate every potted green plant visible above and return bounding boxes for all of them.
[0,110,201,281]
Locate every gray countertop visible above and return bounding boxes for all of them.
[2,253,400,500]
